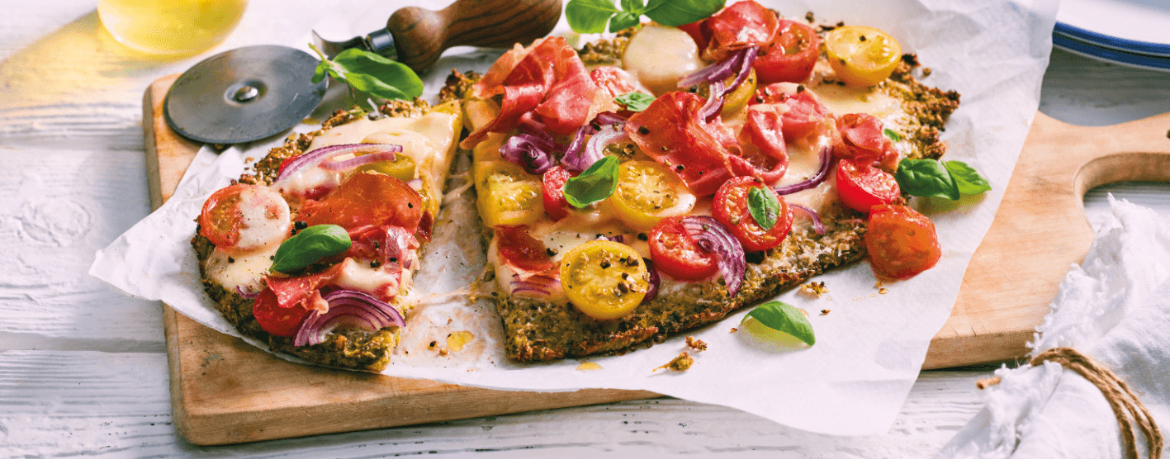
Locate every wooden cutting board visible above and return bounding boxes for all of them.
[143,74,1170,445]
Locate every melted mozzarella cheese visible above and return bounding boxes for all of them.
[277,111,460,205]
[623,24,705,96]
[333,258,401,299]
[234,187,291,250]
[206,244,279,294]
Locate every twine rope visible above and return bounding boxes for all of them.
[976,347,1162,459]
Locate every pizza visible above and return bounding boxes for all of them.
[192,96,465,372]
[460,1,960,362]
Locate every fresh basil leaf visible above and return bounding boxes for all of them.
[743,301,815,345]
[620,0,646,14]
[566,0,619,33]
[944,161,991,196]
[329,48,423,100]
[747,187,779,231]
[270,224,352,274]
[563,155,620,208]
[643,0,725,27]
[883,128,902,142]
[895,158,959,200]
[614,92,655,112]
[609,11,641,32]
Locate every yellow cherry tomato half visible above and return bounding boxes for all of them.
[358,153,417,182]
[721,68,757,118]
[561,240,650,320]
[825,26,902,87]
[476,161,544,227]
[607,160,696,231]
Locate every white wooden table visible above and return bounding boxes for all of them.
[2,1,1168,456]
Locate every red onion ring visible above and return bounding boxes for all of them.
[235,286,260,299]
[775,146,833,195]
[320,151,397,170]
[790,204,826,235]
[501,133,557,174]
[293,289,405,347]
[510,272,559,298]
[681,216,746,297]
[275,144,402,182]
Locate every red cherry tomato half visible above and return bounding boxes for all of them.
[836,160,901,213]
[754,20,820,84]
[648,216,719,281]
[712,176,793,252]
[252,287,312,338]
[198,184,249,248]
[541,166,572,221]
[865,204,941,279]
[495,225,555,272]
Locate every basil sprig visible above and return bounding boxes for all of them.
[895,159,990,201]
[563,155,620,208]
[566,0,726,33]
[309,44,423,101]
[743,301,815,346]
[615,92,655,112]
[270,224,352,274]
[747,187,779,231]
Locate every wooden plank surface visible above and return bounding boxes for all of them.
[144,73,1170,445]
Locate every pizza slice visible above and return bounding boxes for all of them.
[462,1,960,362]
[192,93,466,372]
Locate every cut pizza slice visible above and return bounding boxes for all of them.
[463,3,960,362]
[192,95,466,372]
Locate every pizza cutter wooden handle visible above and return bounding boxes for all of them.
[388,0,563,73]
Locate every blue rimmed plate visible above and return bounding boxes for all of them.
[1053,33,1170,72]
[1054,0,1170,58]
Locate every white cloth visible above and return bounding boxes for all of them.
[937,196,1170,458]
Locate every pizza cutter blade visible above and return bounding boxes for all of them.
[165,45,327,145]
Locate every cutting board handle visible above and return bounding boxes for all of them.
[388,0,563,72]
[929,110,1170,368]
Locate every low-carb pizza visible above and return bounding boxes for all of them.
[460,1,961,362]
[192,97,464,371]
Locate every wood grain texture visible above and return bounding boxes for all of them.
[145,70,1170,443]
[388,0,562,72]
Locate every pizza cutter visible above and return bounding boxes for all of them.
[165,0,563,145]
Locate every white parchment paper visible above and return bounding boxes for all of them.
[92,0,1058,436]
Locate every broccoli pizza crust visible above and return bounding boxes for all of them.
[464,5,961,362]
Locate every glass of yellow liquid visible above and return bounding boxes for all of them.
[98,0,248,55]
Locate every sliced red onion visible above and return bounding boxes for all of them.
[790,204,826,235]
[726,46,758,94]
[593,111,628,126]
[681,216,746,297]
[679,51,742,89]
[501,133,557,174]
[235,286,260,299]
[320,151,397,171]
[510,272,558,298]
[698,80,726,122]
[775,146,832,195]
[275,144,402,182]
[596,234,625,243]
[293,289,405,347]
[643,258,660,301]
[565,124,629,172]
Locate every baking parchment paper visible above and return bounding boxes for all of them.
[92,0,1058,435]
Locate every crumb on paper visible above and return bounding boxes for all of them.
[446,330,475,352]
[439,347,449,356]
[820,309,831,315]
[799,281,829,298]
[874,281,884,289]
[577,361,603,371]
[428,340,437,350]
[244,157,255,163]
[685,336,707,351]
[805,11,814,22]
[730,327,738,334]
[653,352,694,372]
[879,287,889,295]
